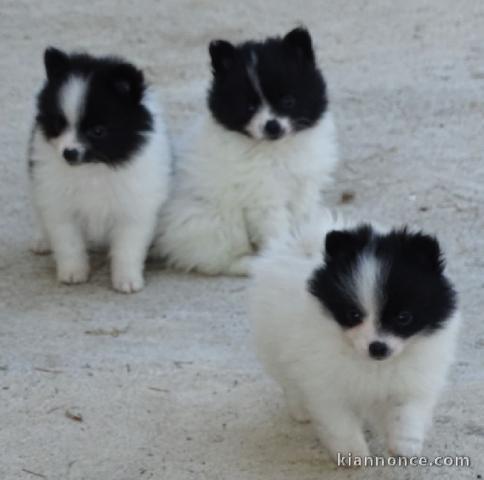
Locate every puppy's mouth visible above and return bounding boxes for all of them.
[264,130,285,141]
[245,129,287,141]
[64,156,100,166]
[65,149,109,166]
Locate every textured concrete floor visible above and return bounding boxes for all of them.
[1,1,483,479]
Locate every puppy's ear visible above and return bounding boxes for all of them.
[325,225,372,259]
[209,40,236,74]
[283,27,315,64]
[403,232,444,274]
[110,63,145,103]
[44,47,70,80]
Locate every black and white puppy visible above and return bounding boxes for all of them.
[250,213,460,462]
[154,28,338,276]
[29,48,171,292]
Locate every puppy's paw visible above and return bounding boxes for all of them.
[31,237,51,255]
[388,435,423,458]
[326,436,370,466]
[284,390,311,423]
[224,255,253,276]
[112,270,144,294]
[57,261,89,284]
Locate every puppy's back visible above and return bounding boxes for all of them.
[249,211,342,371]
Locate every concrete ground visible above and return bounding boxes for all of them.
[1,1,483,479]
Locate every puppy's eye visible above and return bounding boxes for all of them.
[38,113,66,136]
[247,103,258,114]
[346,308,363,326]
[395,311,413,326]
[281,95,296,109]
[87,125,107,139]
[50,115,66,132]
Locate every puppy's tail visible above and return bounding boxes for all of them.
[261,208,347,261]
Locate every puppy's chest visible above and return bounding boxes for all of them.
[341,361,417,409]
[228,148,308,200]
[36,163,138,237]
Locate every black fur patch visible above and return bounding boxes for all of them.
[34,48,153,167]
[308,225,457,337]
[207,27,327,136]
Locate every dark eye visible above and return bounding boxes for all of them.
[395,311,413,326]
[346,308,363,327]
[51,115,66,132]
[38,113,66,137]
[87,125,107,139]
[281,95,296,109]
[247,102,258,114]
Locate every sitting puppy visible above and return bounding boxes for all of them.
[249,213,460,462]
[154,27,338,275]
[29,48,170,293]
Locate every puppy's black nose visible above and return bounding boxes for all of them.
[368,341,390,360]
[63,148,80,163]
[264,119,283,139]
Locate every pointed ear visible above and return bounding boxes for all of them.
[44,47,70,80]
[110,63,145,103]
[209,40,236,74]
[325,225,372,260]
[283,27,315,63]
[403,232,444,274]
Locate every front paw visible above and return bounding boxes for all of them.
[326,437,370,465]
[388,434,423,457]
[57,261,89,284]
[112,269,144,293]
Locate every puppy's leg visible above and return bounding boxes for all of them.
[385,398,434,457]
[31,222,51,255]
[306,398,369,462]
[246,205,290,251]
[288,183,321,227]
[283,385,310,423]
[47,218,89,284]
[158,202,251,276]
[224,255,253,276]
[110,218,154,293]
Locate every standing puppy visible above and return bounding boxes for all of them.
[29,48,171,293]
[154,28,338,275]
[249,214,460,462]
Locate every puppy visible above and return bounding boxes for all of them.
[29,48,171,293]
[249,213,460,462]
[154,27,338,275]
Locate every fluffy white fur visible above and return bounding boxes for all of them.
[154,113,338,276]
[29,81,171,293]
[249,212,460,462]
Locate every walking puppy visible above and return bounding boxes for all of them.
[154,28,338,275]
[29,48,171,292]
[249,213,460,462]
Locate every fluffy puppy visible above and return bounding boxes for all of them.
[249,213,460,462]
[29,48,171,293]
[154,28,338,275]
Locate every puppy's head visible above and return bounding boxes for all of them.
[207,27,327,140]
[36,48,152,167]
[309,225,457,361]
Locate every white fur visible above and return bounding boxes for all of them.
[249,215,460,462]
[153,113,338,276]
[29,81,171,293]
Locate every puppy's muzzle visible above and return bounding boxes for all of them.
[63,148,82,165]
